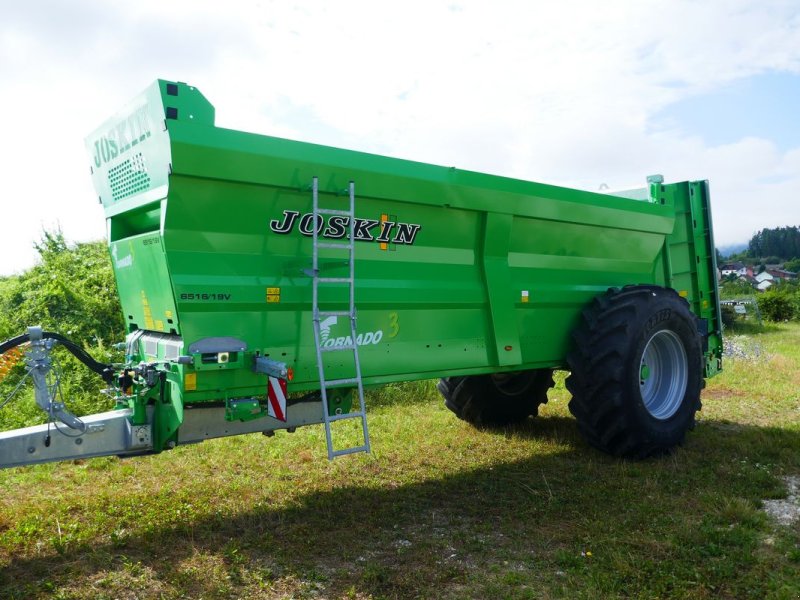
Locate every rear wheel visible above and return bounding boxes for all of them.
[438,369,554,427]
[566,285,703,458]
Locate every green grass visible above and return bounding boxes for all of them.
[2,324,800,599]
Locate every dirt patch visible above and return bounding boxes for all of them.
[763,476,800,526]
[702,387,747,401]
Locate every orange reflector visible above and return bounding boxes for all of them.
[0,346,25,383]
[287,367,295,381]
[185,372,197,391]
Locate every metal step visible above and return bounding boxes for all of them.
[320,344,357,353]
[323,376,360,387]
[328,411,366,423]
[317,242,353,250]
[316,208,352,217]
[331,445,370,458]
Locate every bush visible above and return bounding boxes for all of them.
[720,279,754,298]
[757,290,796,322]
[0,230,123,429]
[0,230,123,344]
[720,304,738,328]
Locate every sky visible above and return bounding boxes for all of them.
[1,0,799,275]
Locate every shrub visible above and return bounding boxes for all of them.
[0,230,123,428]
[757,290,796,322]
[720,304,738,328]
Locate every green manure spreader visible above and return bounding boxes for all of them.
[0,79,722,468]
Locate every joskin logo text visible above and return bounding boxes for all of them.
[91,105,153,168]
[269,211,421,246]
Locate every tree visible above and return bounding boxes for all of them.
[0,230,123,428]
[785,257,800,273]
[0,229,123,344]
[748,226,800,260]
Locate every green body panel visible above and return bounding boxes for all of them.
[87,80,722,450]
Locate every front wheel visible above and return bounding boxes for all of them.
[566,285,704,458]
[438,369,554,427]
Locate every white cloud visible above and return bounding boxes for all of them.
[1,0,799,275]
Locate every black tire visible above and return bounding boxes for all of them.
[438,369,555,427]
[566,285,704,458]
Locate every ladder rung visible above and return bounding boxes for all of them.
[330,445,369,458]
[320,344,356,353]
[317,242,353,250]
[324,377,359,387]
[328,411,366,423]
[317,208,352,217]
[318,277,352,283]
[316,311,351,317]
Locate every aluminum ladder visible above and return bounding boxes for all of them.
[310,176,371,459]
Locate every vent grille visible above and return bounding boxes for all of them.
[108,152,151,201]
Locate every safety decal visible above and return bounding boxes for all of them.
[268,376,287,422]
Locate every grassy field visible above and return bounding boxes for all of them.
[1,323,799,599]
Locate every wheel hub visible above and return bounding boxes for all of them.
[639,329,688,420]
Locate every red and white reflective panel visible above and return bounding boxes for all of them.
[267,376,287,422]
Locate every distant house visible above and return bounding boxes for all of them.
[755,271,774,291]
[718,261,796,291]
[755,271,774,283]
[767,268,797,280]
[741,275,759,286]
[720,262,747,277]
[757,280,773,291]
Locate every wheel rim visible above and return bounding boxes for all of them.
[490,372,533,396]
[639,329,688,420]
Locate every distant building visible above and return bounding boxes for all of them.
[755,271,774,283]
[757,280,773,291]
[754,271,774,291]
[741,275,758,286]
[720,262,747,277]
[767,268,797,280]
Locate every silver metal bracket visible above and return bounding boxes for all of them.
[253,356,289,379]
[25,327,86,433]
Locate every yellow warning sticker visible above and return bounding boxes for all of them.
[267,287,281,295]
[185,372,197,391]
[380,214,389,251]
[521,290,530,303]
[141,290,155,330]
[679,290,689,298]
[267,295,281,303]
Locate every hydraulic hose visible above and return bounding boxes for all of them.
[0,331,115,383]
